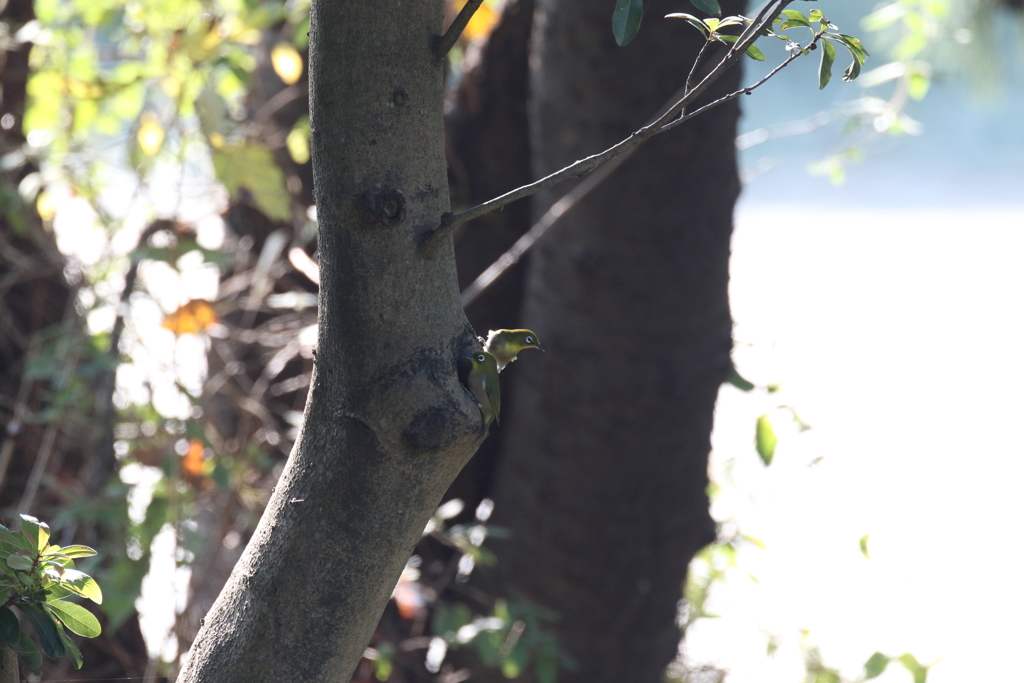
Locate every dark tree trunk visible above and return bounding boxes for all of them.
[445,0,536,510]
[487,1,744,680]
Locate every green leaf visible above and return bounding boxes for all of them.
[779,9,810,26]
[211,143,292,222]
[859,534,870,559]
[55,624,83,669]
[818,39,836,89]
[45,583,75,600]
[19,515,49,553]
[837,34,870,59]
[18,603,65,659]
[743,42,765,61]
[611,0,644,47]
[726,365,755,392]
[13,627,42,674]
[809,9,824,23]
[714,34,766,60]
[898,653,928,683]
[864,652,889,679]
[6,554,34,572]
[665,13,709,38]
[0,607,19,646]
[52,545,98,559]
[691,0,721,16]
[843,55,861,82]
[0,527,21,551]
[756,415,776,465]
[58,569,103,605]
[45,600,102,638]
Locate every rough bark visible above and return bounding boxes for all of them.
[487,1,744,681]
[177,1,486,681]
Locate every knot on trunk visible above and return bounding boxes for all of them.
[356,187,406,226]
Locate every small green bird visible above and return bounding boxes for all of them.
[458,351,501,429]
[483,329,543,372]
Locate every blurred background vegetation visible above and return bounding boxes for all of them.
[0,0,1020,681]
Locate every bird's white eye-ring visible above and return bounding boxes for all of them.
[477,354,486,362]
[525,336,533,343]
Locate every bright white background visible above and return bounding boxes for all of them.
[688,2,1024,678]
[695,207,1024,683]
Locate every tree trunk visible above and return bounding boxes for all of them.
[178,1,486,680]
[487,1,744,680]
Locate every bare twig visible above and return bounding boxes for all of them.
[684,40,712,106]
[435,0,485,57]
[663,37,815,132]
[422,0,795,255]
[460,25,826,304]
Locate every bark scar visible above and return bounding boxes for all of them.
[355,188,406,226]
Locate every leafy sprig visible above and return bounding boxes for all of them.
[0,515,103,673]
[667,8,869,90]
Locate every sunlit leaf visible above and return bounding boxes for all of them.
[859,534,870,558]
[271,42,304,85]
[755,414,776,465]
[58,569,103,604]
[45,600,102,638]
[137,112,165,156]
[20,514,48,552]
[161,299,219,335]
[665,13,709,38]
[612,0,644,46]
[819,39,836,89]
[690,0,721,16]
[51,545,97,559]
[864,652,889,679]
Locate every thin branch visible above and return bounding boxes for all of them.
[459,73,700,306]
[422,0,795,254]
[663,35,816,132]
[435,0,485,57]
[684,40,712,106]
[460,32,825,305]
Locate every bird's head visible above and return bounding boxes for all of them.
[469,351,499,374]
[489,329,543,353]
